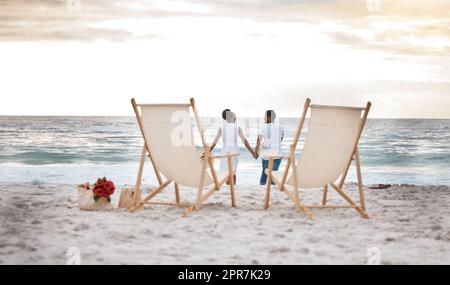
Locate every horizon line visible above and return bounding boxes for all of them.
[1,115,450,120]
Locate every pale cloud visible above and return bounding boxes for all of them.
[152,1,211,13]
[1,0,450,55]
[0,0,450,117]
[280,80,450,118]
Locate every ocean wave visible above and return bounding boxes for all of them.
[0,116,449,185]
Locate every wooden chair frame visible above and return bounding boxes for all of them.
[264,98,372,219]
[129,98,239,216]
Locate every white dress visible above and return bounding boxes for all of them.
[220,122,240,172]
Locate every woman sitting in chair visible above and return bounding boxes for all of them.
[207,109,257,185]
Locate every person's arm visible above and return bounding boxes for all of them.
[254,135,262,159]
[201,128,221,159]
[210,128,222,152]
[238,127,256,157]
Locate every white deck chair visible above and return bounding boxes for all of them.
[264,98,372,219]
[129,98,239,215]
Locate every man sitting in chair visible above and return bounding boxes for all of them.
[254,110,285,187]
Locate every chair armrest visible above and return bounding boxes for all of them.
[209,152,240,159]
[264,154,290,160]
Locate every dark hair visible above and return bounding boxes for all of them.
[266,110,276,122]
[222,109,231,120]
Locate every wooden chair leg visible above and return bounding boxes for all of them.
[293,189,314,219]
[354,148,366,211]
[297,200,314,219]
[183,178,227,217]
[174,183,180,205]
[330,183,370,219]
[129,180,172,213]
[200,182,223,206]
[182,205,196,217]
[134,145,147,203]
[264,158,274,210]
[194,159,208,210]
[282,188,314,219]
[322,185,328,206]
[227,156,237,208]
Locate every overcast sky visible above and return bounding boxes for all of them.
[0,0,449,117]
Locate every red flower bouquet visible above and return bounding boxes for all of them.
[92,177,115,203]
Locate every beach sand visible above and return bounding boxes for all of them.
[0,182,449,265]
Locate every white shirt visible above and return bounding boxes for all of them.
[258,123,284,159]
[222,122,238,150]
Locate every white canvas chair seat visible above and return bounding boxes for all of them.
[263,98,372,219]
[140,105,213,188]
[129,98,239,215]
[288,107,362,188]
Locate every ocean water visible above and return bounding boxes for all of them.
[0,116,449,186]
